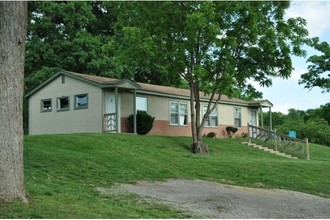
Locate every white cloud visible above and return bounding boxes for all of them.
[286,1,330,37]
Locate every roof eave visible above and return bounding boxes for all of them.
[248,99,273,108]
[25,70,141,98]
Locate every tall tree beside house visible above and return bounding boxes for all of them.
[299,37,330,93]
[25,2,118,93]
[0,2,28,202]
[114,1,309,153]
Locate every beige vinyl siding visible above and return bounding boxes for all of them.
[29,75,103,135]
[121,91,191,122]
[217,103,249,128]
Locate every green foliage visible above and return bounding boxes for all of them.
[115,1,308,95]
[261,111,286,128]
[1,134,330,218]
[304,103,330,125]
[299,37,330,93]
[206,132,216,138]
[276,118,330,146]
[260,104,330,146]
[226,126,238,137]
[127,112,155,135]
[241,132,248,138]
[25,2,118,93]
[114,1,309,145]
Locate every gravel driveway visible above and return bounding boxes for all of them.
[116,179,330,218]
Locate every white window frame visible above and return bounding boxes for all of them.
[170,101,188,126]
[202,104,218,127]
[233,107,242,128]
[74,93,88,110]
[41,99,52,112]
[136,96,147,113]
[57,96,70,111]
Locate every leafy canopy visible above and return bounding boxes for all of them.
[299,37,330,93]
[115,2,308,98]
[115,1,309,146]
[25,2,118,92]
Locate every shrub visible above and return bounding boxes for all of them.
[226,126,238,138]
[127,112,155,135]
[241,132,248,138]
[206,132,217,138]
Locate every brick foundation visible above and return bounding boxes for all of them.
[121,118,248,138]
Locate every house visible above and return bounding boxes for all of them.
[25,70,273,137]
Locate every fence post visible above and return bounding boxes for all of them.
[274,129,277,151]
[305,138,310,160]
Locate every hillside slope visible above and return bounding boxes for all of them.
[1,134,329,218]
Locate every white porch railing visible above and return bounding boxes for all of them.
[104,113,117,132]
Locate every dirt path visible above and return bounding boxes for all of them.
[116,179,330,218]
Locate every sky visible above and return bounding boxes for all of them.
[252,1,330,114]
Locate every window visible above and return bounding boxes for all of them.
[41,99,52,112]
[203,105,218,127]
[234,107,242,128]
[170,101,187,126]
[74,94,88,110]
[136,97,147,112]
[57,96,70,111]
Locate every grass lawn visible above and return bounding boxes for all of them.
[1,133,330,218]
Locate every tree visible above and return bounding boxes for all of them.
[303,103,330,125]
[115,2,308,153]
[0,2,28,202]
[25,2,117,93]
[299,37,330,93]
[260,111,286,128]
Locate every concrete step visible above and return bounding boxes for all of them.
[242,142,297,159]
[275,152,287,156]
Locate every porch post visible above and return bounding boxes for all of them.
[115,87,119,133]
[133,89,137,134]
[260,106,264,128]
[269,107,272,131]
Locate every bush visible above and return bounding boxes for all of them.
[241,132,248,138]
[226,126,238,138]
[127,112,155,135]
[206,132,217,138]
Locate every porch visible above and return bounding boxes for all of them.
[101,81,141,134]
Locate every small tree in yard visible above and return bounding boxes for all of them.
[115,2,309,154]
[0,2,28,202]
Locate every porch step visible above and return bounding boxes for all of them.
[242,142,298,159]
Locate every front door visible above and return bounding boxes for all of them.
[250,110,257,126]
[104,93,117,132]
[105,93,116,114]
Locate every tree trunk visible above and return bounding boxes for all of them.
[0,2,28,203]
[189,83,209,154]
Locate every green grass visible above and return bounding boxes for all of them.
[1,133,330,218]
